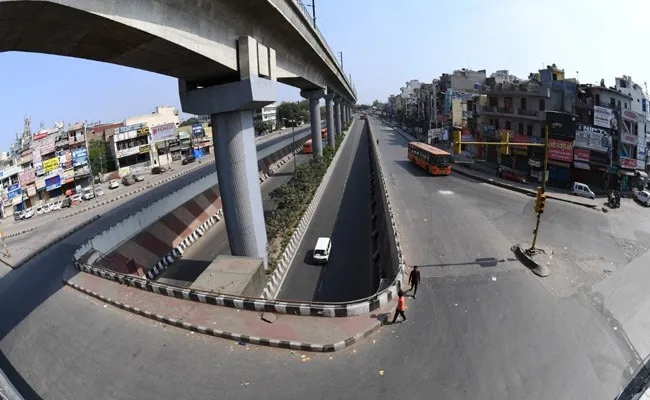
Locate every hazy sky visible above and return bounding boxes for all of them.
[1,0,649,151]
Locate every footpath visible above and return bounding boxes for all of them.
[386,122,599,209]
[64,267,392,352]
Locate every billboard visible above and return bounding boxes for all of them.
[45,176,61,191]
[43,157,60,173]
[546,111,578,139]
[594,106,617,130]
[574,148,590,162]
[18,169,36,186]
[548,139,573,162]
[150,123,177,142]
[72,147,88,167]
[191,123,204,137]
[574,125,610,153]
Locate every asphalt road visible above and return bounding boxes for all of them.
[156,152,312,288]
[1,115,649,400]
[277,120,374,303]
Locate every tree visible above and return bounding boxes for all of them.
[277,101,309,126]
[88,139,116,176]
[179,117,201,127]
[254,121,273,134]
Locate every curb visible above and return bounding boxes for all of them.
[9,215,102,269]
[452,167,597,209]
[262,122,355,300]
[146,210,223,280]
[63,277,387,352]
[512,244,551,277]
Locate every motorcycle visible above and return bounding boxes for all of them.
[607,191,620,208]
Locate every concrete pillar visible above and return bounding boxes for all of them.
[325,90,336,149]
[334,96,342,136]
[301,89,325,160]
[178,35,277,266]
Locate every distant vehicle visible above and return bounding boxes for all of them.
[22,208,34,219]
[62,197,72,208]
[122,175,135,186]
[571,182,595,200]
[303,139,313,154]
[42,203,52,214]
[636,190,650,207]
[108,179,120,189]
[151,166,167,174]
[52,199,63,211]
[13,210,23,221]
[35,205,44,215]
[94,186,104,196]
[312,237,332,264]
[71,193,83,205]
[407,142,452,176]
[82,187,95,201]
[132,174,144,182]
[501,169,527,184]
[181,155,196,165]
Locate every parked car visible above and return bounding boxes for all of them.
[42,203,51,214]
[71,193,83,205]
[82,187,95,201]
[94,186,104,196]
[151,166,167,174]
[51,199,63,211]
[182,155,196,165]
[62,197,72,208]
[35,205,44,216]
[571,182,596,200]
[635,190,650,207]
[22,208,34,219]
[13,210,23,221]
[501,169,527,184]
[132,174,144,182]
[108,179,120,189]
[122,175,135,186]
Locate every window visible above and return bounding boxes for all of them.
[518,122,524,134]
[552,73,558,81]
[539,99,546,111]
[610,98,616,108]
[527,124,533,135]
[505,121,511,130]
[520,98,527,110]
[624,102,628,109]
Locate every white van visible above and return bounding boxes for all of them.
[312,237,332,264]
[571,182,595,199]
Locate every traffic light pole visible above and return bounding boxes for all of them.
[452,125,550,253]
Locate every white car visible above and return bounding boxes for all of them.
[71,193,83,205]
[22,208,34,219]
[42,203,51,214]
[82,188,95,200]
[108,180,120,189]
[312,237,332,264]
[94,186,104,196]
[51,199,63,211]
[636,190,650,207]
[35,205,44,215]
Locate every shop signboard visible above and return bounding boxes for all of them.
[511,134,529,149]
[0,166,20,179]
[637,159,645,169]
[43,157,60,173]
[139,145,151,154]
[620,133,637,145]
[118,123,145,134]
[594,106,617,130]
[620,157,637,169]
[574,148,590,162]
[32,131,48,141]
[192,124,204,137]
[622,110,637,121]
[45,176,61,191]
[548,139,573,162]
[35,177,45,190]
[26,185,36,197]
[39,137,55,155]
[63,169,75,181]
[72,147,88,167]
[574,125,610,153]
[150,123,177,143]
[116,147,140,158]
[546,111,578,139]
[18,169,36,186]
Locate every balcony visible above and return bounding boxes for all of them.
[483,84,551,98]
[479,106,544,120]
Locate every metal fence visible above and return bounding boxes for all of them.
[292,0,356,97]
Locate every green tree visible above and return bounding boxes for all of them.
[254,121,273,134]
[277,101,309,126]
[179,117,200,127]
[88,139,116,175]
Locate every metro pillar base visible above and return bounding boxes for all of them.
[334,96,342,136]
[324,91,336,149]
[301,88,326,160]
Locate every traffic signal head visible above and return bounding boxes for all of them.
[538,193,546,214]
[534,187,546,213]
[500,131,510,155]
[453,130,462,154]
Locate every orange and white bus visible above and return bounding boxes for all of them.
[407,142,452,176]
[303,139,313,154]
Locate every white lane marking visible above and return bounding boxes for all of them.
[438,190,454,195]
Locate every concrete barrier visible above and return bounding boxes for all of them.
[261,121,355,300]
[0,367,24,400]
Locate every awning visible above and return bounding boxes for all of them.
[636,170,648,178]
[573,162,590,170]
[619,170,636,177]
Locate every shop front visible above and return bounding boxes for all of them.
[548,138,573,187]
[510,134,530,173]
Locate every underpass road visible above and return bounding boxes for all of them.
[0,116,646,400]
[277,120,373,302]
[156,152,312,287]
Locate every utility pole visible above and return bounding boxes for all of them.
[338,51,343,70]
[529,125,549,252]
[311,0,316,25]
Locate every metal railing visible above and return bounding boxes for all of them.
[291,0,355,97]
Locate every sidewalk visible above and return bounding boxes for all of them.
[64,267,392,352]
[384,121,598,209]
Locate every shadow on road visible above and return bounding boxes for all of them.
[418,257,517,269]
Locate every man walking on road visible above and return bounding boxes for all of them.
[391,290,407,324]
[409,265,421,298]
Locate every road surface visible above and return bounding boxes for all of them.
[278,120,374,302]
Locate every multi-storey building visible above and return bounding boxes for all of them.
[254,103,278,130]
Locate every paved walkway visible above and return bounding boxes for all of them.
[64,267,393,352]
[385,122,599,209]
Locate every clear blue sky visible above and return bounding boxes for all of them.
[1,0,648,151]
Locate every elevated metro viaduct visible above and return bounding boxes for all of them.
[0,0,357,266]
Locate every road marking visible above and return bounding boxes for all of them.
[438,190,454,195]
